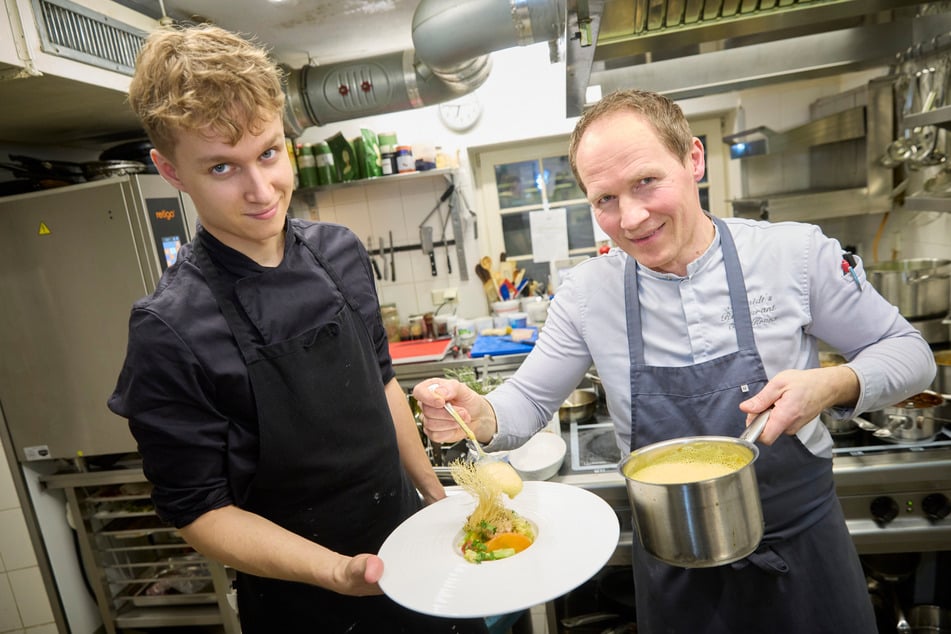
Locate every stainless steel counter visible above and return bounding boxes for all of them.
[392,350,529,391]
[397,353,950,560]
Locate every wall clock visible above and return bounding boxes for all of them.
[438,94,482,132]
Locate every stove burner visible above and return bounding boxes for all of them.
[570,422,622,472]
[832,426,951,456]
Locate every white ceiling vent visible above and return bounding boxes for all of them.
[30,0,147,75]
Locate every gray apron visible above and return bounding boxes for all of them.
[194,229,488,634]
[623,215,876,633]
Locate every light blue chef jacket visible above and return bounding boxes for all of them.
[486,216,935,455]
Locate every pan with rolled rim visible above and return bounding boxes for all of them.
[619,410,770,568]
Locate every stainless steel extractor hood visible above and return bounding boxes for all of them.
[566,0,937,115]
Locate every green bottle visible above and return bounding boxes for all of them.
[315,142,337,185]
[297,143,319,188]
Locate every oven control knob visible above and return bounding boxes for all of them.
[870,496,899,524]
[922,493,950,521]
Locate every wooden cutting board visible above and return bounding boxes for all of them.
[388,338,453,365]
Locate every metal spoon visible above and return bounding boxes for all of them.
[427,385,524,497]
[429,383,489,458]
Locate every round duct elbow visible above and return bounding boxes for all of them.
[412,0,565,70]
[423,54,493,92]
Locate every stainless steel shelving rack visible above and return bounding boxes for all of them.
[901,104,951,213]
[42,469,240,634]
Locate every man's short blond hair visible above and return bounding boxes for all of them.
[128,24,286,157]
[568,89,694,194]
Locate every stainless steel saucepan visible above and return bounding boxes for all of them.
[618,410,770,568]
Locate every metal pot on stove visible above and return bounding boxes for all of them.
[864,258,950,320]
[560,389,598,425]
[867,391,950,442]
[820,410,858,434]
[817,353,859,434]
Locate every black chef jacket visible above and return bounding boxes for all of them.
[108,218,394,528]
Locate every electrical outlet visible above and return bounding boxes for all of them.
[431,288,459,305]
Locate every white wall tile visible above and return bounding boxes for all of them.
[0,511,36,571]
[330,185,368,207]
[7,568,53,628]
[332,201,372,239]
[0,572,23,632]
[25,624,57,634]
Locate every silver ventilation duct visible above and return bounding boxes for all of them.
[282,0,566,136]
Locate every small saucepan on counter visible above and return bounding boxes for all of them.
[618,410,770,568]
[584,368,606,404]
[820,410,858,434]
[559,389,598,425]
[867,391,951,442]
[817,353,860,434]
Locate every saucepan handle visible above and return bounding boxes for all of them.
[740,408,772,443]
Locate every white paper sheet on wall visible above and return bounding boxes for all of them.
[591,208,610,242]
[530,207,569,263]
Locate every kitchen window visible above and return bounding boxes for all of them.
[474,118,727,293]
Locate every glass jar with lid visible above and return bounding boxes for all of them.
[380,303,401,342]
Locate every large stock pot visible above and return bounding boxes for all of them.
[864,258,950,319]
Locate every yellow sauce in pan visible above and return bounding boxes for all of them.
[623,441,753,484]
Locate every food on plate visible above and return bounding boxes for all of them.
[623,441,752,484]
[479,460,523,498]
[451,460,535,563]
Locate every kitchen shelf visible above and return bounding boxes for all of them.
[723,106,866,159]
[730,187,890,222]
[726,81,895,221]
[42,469,240,634]
[296,167,455,195]
[897,104,951,213]
[293,166,472,282]
[902,105,951,131]
[902,194,951,213]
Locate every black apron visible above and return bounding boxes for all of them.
[623,216,876,633]
[194,230,487,634]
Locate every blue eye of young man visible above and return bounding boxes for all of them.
[211,163,230,175]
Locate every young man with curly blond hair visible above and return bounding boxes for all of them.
[109,24,487,633]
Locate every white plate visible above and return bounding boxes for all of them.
[378,481,620,618]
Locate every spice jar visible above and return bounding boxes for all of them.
[395,145,415,174]
[381,303,401,342]
[408,314,425,340]
[380,144,397,176]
